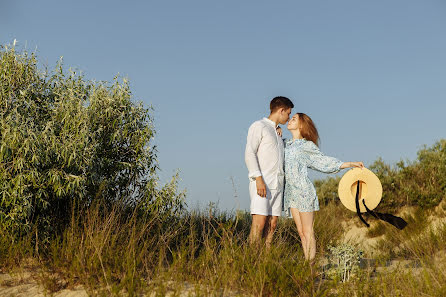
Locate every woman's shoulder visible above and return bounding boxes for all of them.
[301,139,320,152]
[284,138,294,146]
[285,138,311,146]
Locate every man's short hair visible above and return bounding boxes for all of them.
[270,96,294,113]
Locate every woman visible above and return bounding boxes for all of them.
[283,113,364,262]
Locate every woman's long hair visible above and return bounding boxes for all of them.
[297,113,320,147]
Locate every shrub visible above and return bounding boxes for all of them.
[325,243,364,282]
[314,140,446,214]
[395,140,446,209]
[314,176,341,206]
[0,43,184,240]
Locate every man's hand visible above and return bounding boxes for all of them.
[255,176,267,198]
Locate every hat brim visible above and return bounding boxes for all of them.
[338,168,382,212]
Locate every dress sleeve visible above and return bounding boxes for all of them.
[304,141,343,173]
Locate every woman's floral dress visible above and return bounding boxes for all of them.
[283,138,343,216]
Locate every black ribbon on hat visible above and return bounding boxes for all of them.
[354,180,408,230]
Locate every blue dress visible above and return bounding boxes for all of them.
[283,138,343,216]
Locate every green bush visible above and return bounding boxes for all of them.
[315,140,446,213]
[0,44,184,239]
[314,175,341,206]
[395,140,446,208]
[325,243,364,282]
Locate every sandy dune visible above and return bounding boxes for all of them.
[0,272,87,297]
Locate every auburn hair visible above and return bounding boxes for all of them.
[297,113,320,147]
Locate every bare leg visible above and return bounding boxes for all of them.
[262,216,271,238]
[249,214,268,245]
[290,208,308,258]
[299,211,316,261]
[264,216,278,248]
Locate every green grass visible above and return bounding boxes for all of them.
[2,201,446,296]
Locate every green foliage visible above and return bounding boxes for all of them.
[314,176,341,206]
[0,44,184,238]
[394,140,446,208]
[315,139,446,213]
[325,244,364,282]
[368,157,401,211]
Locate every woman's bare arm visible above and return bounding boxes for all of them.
[340,161,364,169]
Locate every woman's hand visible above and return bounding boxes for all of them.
[351,161,365,168]
[340,161,365,169]
[276,126,282,137]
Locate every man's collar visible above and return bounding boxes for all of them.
[263,117,278,128]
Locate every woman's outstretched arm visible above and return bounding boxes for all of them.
[305,141,364,173]
[340,162,364,169]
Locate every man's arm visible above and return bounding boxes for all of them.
[245,123,267,197]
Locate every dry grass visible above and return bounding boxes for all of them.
[2,200,446,296]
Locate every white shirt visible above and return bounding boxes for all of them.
[245,117,284,190]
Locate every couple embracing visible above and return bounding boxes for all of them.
[244,96,364,261]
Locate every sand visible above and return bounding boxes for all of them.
[0,271,88,297]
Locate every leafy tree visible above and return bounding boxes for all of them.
[0,44,184,238]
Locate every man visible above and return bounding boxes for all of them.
[245,96,294,245]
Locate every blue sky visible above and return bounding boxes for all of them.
[2,0,445,211]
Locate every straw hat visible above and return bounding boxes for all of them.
[338,168,382,213]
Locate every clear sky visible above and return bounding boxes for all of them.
[2,0,445,212]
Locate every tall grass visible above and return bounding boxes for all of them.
[372,211,446,260]
[1,196,345,295]
[2,199,446,296]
